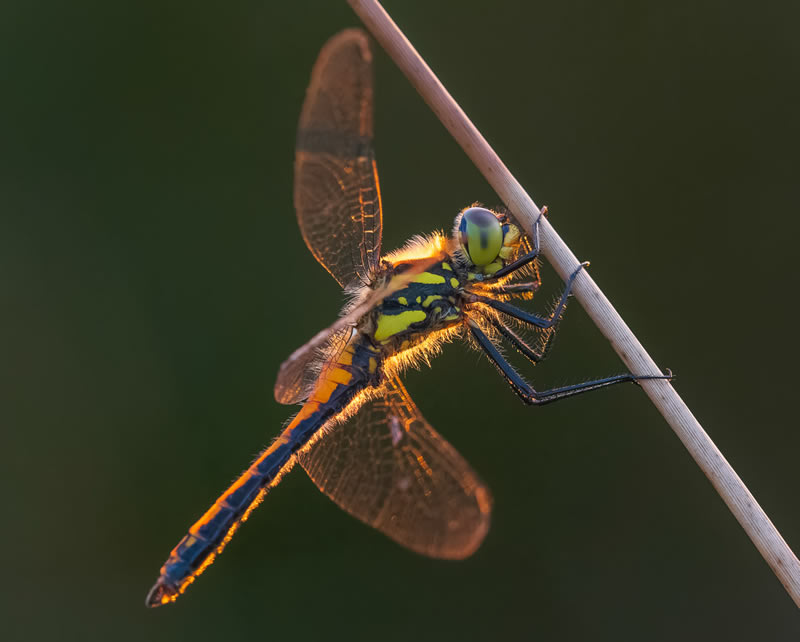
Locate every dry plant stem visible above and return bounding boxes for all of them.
[348,0,800,607]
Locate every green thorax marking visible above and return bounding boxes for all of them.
[370,259,464,346]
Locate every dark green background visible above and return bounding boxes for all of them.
[2,1,799,640]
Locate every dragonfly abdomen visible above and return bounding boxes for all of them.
[146,335,380,607]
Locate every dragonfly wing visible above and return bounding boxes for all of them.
[274,327,351,405]
[298,376,492,559]
[295,28,382,289]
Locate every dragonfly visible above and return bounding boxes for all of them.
[146,28,668,608]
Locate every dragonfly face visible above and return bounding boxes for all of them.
[457,206,523,275]
[146,28,663,608]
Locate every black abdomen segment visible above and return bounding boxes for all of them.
[146,338,377,607]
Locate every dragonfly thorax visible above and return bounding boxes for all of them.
[358,206,525,362]
[366,258,464,352]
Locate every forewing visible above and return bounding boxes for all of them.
[298,376,492,559]
[295,28,382,288]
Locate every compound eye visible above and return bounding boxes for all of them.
[459,207,503,267]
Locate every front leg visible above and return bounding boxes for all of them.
[467,262,589,330]
[478,205,548,282]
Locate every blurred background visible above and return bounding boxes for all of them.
[2,1,799,640]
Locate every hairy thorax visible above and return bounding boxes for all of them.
[343,240,468,386]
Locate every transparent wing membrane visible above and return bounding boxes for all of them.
[295,29,382,288]
[273,327,351,405]
[299,376,492,559]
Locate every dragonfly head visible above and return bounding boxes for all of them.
[455,206,522,275]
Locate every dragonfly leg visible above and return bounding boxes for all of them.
[468,320,671,405]
[485,281,541,297]
[468,262,588,329]
[481,314,554,365]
